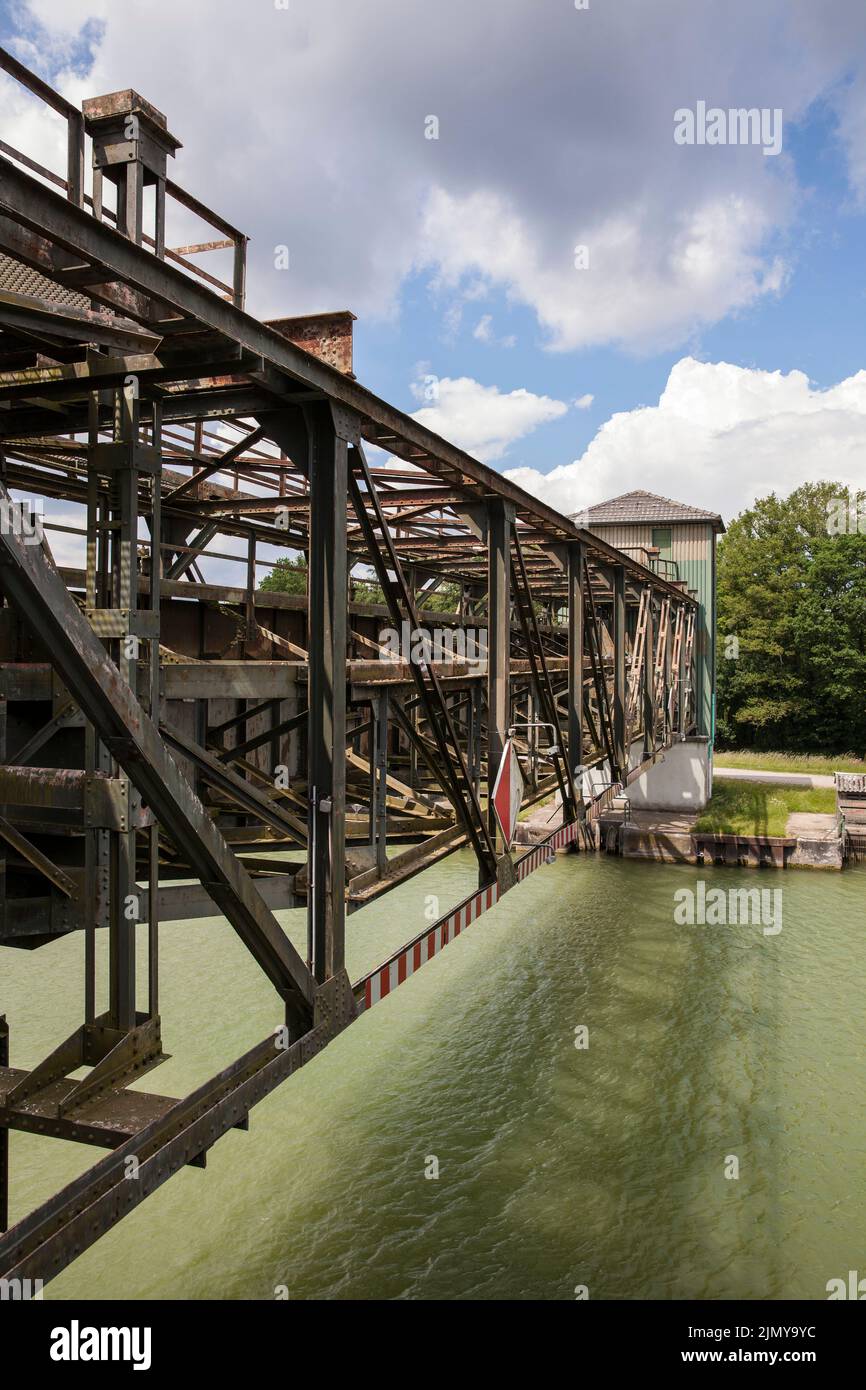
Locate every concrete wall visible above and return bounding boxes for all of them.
[788,838,843,870]
[580,758,615,801]
[626,735,711,811]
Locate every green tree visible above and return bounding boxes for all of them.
[260,555,307,595]
[716,481,866,753]
[414,582,462,614]
[260,556,462,613]
[793,532,866,752]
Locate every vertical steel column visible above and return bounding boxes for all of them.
[66,110,85,209]
[613,565,627,776]
[307,404,347,984]
[678,607,687,735]
[663,606,673,740]
[117,160,144,245]
[108,382,139,1032]
[486,498,513,848]
[567,541,584,784]
[367,702,376,847]
[407,566,418,790]
[146,401,162,1019]
[154,178,166,258]
[233,234,248,309]
[374,691,388,874]
[0,1015,7,1233]
[471,683,482,797]
[643,595,655,759]
[244,530,257,653]
[84,390,108,1025]
[527,687,539,792]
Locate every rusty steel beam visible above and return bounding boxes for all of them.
[0,495,315,1030]
[0,976,355,1288]
[306,401,349,982]
[348,444,497,881]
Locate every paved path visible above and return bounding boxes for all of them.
[714,766,835,789]
[785,811,839,839]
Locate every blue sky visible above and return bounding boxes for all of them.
[366,95,866,476]
[3,0,866,523]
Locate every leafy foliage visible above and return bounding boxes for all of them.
[259,556,307,596]
[260,556,462,612]
[716,482,866,754]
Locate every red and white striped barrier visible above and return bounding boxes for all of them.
[514,817,581,880]
[358,879,500,1010]
[355,817,582,1012]
[353,751,663,1013]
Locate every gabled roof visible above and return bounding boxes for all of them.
[571,489,725,532]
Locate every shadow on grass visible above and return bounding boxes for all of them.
[695,784,773,837]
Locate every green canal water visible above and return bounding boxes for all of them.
[3,852,864,1300]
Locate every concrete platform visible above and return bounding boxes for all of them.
[629,809,698,834]
[619,807,843,870]
[785,812,838,839]
[785,812,843,869]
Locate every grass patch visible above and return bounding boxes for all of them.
[694,782,837,837]
[714,750,866,776]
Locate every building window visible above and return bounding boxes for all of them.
[652,526,672,557]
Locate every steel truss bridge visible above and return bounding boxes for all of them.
[0,51,698,1289]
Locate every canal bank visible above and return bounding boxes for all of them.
[610,810,844,870]
[4,849,863,1300]
[588,746,851,870]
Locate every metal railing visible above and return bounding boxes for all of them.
[0,45,248,306]
[617,544,680,583]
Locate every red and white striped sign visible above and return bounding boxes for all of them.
[491,738,524,849]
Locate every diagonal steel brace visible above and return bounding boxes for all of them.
[0,492,315,1029]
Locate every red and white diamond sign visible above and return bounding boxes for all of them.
[491,737,524,849]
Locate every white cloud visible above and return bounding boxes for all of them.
[574,394,594,410]
[4,1,866,348]
[409,374,567,463]
[504,357,866,522]
[472,314,516,348]
[419,186,791,353]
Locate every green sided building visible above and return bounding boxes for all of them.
[571,489,725,747]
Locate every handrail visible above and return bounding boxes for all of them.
[617,545,680,582]
[0,45,247,306]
